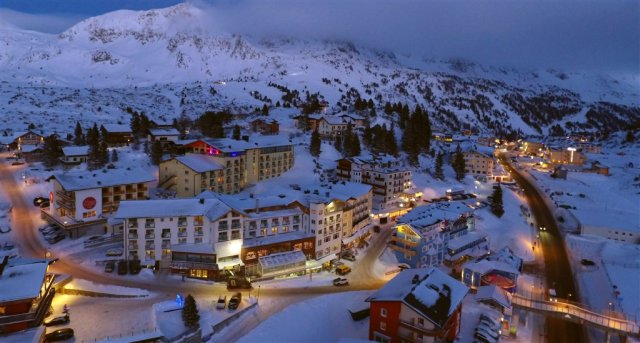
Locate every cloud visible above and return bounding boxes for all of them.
[0,8,84,33]
[194,0,639,74]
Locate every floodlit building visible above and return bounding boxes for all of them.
[366,268,469,343]
[60,146,89,166]
[147,128,180,147]
[463,150,494,176]
[0,257,55,334]
[114,198,246,280]
[521,141,544,155]
[548,147,586,166]
[336,158,413,210]
[44,169,154,237]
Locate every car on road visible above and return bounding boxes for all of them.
[44,315,70,327]
[33,196,48,207]
[548,288,558,302]
[333,277,349,286]
[228,293,241,310]
[39,199,51,208]
[216,295,227,310]
[11,161,25,166]
[128,259,141,274]
[117,260,127,275]
[46,233,65,244]
[104,261,115,273]
[539,226,546,231]
[342,253,356,262]
[335,265,351,275]
[44,328,74,342]
[581,259,595,266]
[85,235,103,243]
[106,248,123,257]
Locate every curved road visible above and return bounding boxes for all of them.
[499,153,586,343]
[0,154,390,340]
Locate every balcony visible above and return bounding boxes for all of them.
[0,287,55,327]
[161,233,171,239]
[178,220,188,227]
[128,245,137,250]
[145,234,155,239]
[390,235,419,247]
[178,232,187,238]
[399,319,440,335]
[128,233,138,239]
[145,223,155,229]
[388,242,417,256]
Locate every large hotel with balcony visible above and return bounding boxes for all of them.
[44,169,154,238]
[160,137,294,197]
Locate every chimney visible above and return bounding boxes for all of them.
[412,274,420,284]
[0,256,8,276]
[255,198,260,214]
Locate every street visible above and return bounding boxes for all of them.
[499,153,586,343]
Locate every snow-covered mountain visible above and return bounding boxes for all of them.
[1,3,638,136]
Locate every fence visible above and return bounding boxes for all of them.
[211,300,258,335]
[84,234,123,249]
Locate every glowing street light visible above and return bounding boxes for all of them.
[567,147,576,163]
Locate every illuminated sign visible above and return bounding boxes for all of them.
[83,197,96,210]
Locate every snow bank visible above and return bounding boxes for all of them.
[64,279,149,297]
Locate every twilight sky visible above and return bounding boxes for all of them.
[0,0,638,74]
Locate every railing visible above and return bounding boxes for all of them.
[145,234,155,239]
[390,235,418,247]
[0,288,55,326]
[512,293,640,336]
[388,243,417,256]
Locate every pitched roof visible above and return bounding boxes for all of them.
[367,268,468,328]
[62,145,89,157]
[475,285,512,309]
[149,128,180,136]
[102,124,131,133]
[50,169,155,191]
[0,258,49,303]
[174,154,224,173]
[114,198,237,222]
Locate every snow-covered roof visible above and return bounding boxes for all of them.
[447,231,488,251]
[0,258,49,303]
[321,116,349,125]
[488,246,523,271]
[171,243,215,255]
[200,135,293,152]
[102,124,131,133]
[399,203,472,229]
[248,207,303,220]
[62,145,89,157]
[20,144,41,153]
[149,128,180,136]
[259,250,306,269]
[243,231,313,248]
[174,154,224,173]
[463,259,520,275]
[114,198,235,222]
[309,181,372,203]
[475,285,512,309]
[367,268,469,328]
[50,169,155,191]
[200,191,305,212]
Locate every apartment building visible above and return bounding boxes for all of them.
[148,128,180,147]
[60,145,89,166]
[548,147,586,166]
[389,203,482,268]
[336,158,412,210]
[45,169,154,237]
[521,141,544,156]
[366,267,469,343]
[158,154,231,197]
[463,150,495,176]
[114,198,246,280]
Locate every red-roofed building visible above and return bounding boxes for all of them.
[366,268,469,343]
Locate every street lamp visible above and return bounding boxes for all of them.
[567,147,576,163]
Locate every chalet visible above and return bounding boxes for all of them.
[147,128,180,147]
[366,268,469,343]
[250,119,279,135]
[0,257,55,334]
[463,150,494,176]
[18,145,44,163]
[60,146,89,166]
[103,124,133,147]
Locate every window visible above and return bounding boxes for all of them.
[418,318,424,326]
[260,229,267,236]
[271,227,278,234]
[218,232,228,241]
[380,308,387,318]
[231,230,241,240]
[380,321,386,331]
[195,237,203,244]
[194,227,203,236]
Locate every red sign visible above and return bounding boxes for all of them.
[83,197,96,210]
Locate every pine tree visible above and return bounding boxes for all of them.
[625,130,635,143]
[261,104,269,116]
[130,112,140,137]
[491,184,505,217]
[232,125,241,140]
[342,124,354,157]
[384,102,393,115]
[87,124,101,170]
[369,108,376,117]
[385,125,398,156]
[150,141,163,165]
[435,152,444,180]
[453,151,466,181]
[73,122,85,145]
[139,113,150,137]
[351,132,361,156]
[111,149,119,162]
[182,294,200,328]
[144,141,150,155]
[42,135,62,168]
[334,134,342,152]
[99,141,109,167]
[310,129,321,157]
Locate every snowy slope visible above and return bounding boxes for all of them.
[0,3,638,136]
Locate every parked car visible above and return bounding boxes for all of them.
[335,265,351,275]
[39,200,50,208]
[104,261,115,273]
[228,293,241,310]
[216,295,227,310]
[333,277,349,286]
[41,225,62,236]
[342,253,356,262]
[43,228,63,238]
[548,288,558,302]
[476,326,499,339]
[11,161,25,166]
[117,260,127,275]
[33,196,48,207]
[44,328,74,342]
[46,233,65,244]
[128,259,141,274]
[44,315,70,327]
[474,330,498,343]
[106,248,123,257]
[581,259,595,266]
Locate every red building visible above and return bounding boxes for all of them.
[366,267,469,343]
[250,119,279,135]
[0,257,56,334]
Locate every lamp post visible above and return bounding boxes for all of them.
[567,147,576,163]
